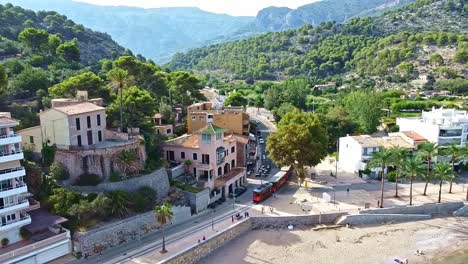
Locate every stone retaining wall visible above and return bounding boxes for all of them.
[360,202,464,216]
[74,205,191,256]
[453,204,468,216]
[163,219,252,264]
[69,168,170,201]
[250,213,347,229]
[336,214,431,226]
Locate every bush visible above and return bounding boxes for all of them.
[85,193,98,202]
[130,186,157,212]
[41,144,55,166]
[387,171,397,182]
[49,161,69,180]
[75,174,102,186]
[109,172,123,182]
[1,238,9,247]
[20,227,32,239]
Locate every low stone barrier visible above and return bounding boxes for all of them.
[74,205,191,256]
[163,218,252,264]
[250,212,347,229]
[453,204,468,217]
[335,213,431,226]
[359,202,464,217]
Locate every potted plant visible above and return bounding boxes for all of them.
[1,238,9,247]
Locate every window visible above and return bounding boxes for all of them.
[76,118,81,130]
[181,152,185,159]
[29,136,34,144]
[98,131,102,142]
[87,130,93,145]
[202,154,210,164]
[193,168,196,177]
[216,132,222,140]
[231,146,235,153]
[193,153,198,160]
[77,135,82,146]
[208,115,213,119]
[97,114,101,126]
[202,133,211,144]
[87,116,91,128]
[167,129,171,134]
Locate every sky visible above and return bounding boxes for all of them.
[74,0,319,16]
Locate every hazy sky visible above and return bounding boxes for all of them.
[74,0,319,16]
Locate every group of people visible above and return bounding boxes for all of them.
[260,205,275,214]
[231,211,250,222]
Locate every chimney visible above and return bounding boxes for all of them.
[76,90,89,101]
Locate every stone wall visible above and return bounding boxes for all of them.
[360,202,465,216]
[453,204,468,217]
[167,164,184,180]
[335,214,431,226]
[164,219,252,264]
[74,205,191,256]
[55,140,146,180]
[184,189,210,214]
[250,213,347,229]
[68,168,170,201]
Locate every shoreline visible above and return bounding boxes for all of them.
[199,217,468,264]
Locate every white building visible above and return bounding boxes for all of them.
[0,113,72,264]
[338,132,422,174]
[397,107,468,147]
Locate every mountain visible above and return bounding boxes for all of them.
[0,2,124,65]
[253,0,416,31]
[168,0,467,81]
[0,0,254,63]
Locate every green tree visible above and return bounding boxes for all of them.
[433,162,454,203]
[0,64,7,99]
[107,191,131,218]
[344,91,382,134]
[10,67,49,96]
[47,34,62,55]
[48,188,81,216]
[18,27,49,53]
[107,86,157,131]
[453,49,468,64]
[389,147,410,198]
[224,92,248,107]
[429,53,444,66]
[273,102,298,120]
[266,109,328,181]
[155,202,173,254]
[367,148,393,208]
[403,156,425,206]
[168,71,204,111]
[417,142,439,196]
[318,106,356,153]
[107,68,131,132]
[49,72,106,98]
[56,39,80,62]
[442,144,462,193]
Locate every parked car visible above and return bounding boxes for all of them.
[259,139,264,144]
[255,172,261,178]
[229,187,247,198]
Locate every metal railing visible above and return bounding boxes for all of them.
[0,198,28,210]
[0,212,30,227]
[0,149,22,157]
[0,181,26,192]
[0,166,24,175]
[0,133,19,139]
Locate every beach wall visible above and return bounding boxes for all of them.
[453,204,468,217]
[336,213,431,226]
[250,213,347,229]
[163,218,252,264]
[360,202,464,216]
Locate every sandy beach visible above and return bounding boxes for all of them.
[199,217,468,264]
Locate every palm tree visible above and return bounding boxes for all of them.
[107,191,131,217]
[389,147,410,198]
[442,144,461,193]
[403,157,425,206]
[368,148,393,208]
[433,162,454,203]
[155,202,173,254]
[107,68,130,132]
[417,142,439,196]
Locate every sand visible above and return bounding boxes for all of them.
[199,217,468,264]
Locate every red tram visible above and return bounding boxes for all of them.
[252,166,292,203]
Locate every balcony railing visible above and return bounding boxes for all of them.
[0,181,26,192]
[0,149,22,157]
[0,212,30,228]
[0,166,24,175]
[0,197,28,210]
[0,133,19,139]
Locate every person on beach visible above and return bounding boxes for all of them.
[232,215,234,222]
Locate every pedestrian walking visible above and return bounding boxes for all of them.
[261,206,265,214]
[377,200,380,208]
[347,188,350,193]
[198,239,201,243]
[232,215,234,222]
[203,235,206,241]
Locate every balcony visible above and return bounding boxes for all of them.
[196,163,212,171]
[438,137,462,146]
[0,198,29,215]
[0,150,23,163]
[0,166,25,181]
[0,133,21,146]
[439,129,462,138]
[0,212,31,232]
[0,182,28,198]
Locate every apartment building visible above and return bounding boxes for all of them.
[0,113,72,264]
[397,107,468,147]
[187,102,250,136]
[164,124,246,197]
[338,132,423,174]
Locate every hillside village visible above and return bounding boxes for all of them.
[0,0,467,263]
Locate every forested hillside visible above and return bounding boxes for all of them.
[0,3,124,65]
[169,0,467,82]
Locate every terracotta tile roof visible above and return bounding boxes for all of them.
[402,131,427,143]
[226,134,249,144]
[54,102,105,116]
[165,134,200,149]
[215,167,245,188]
